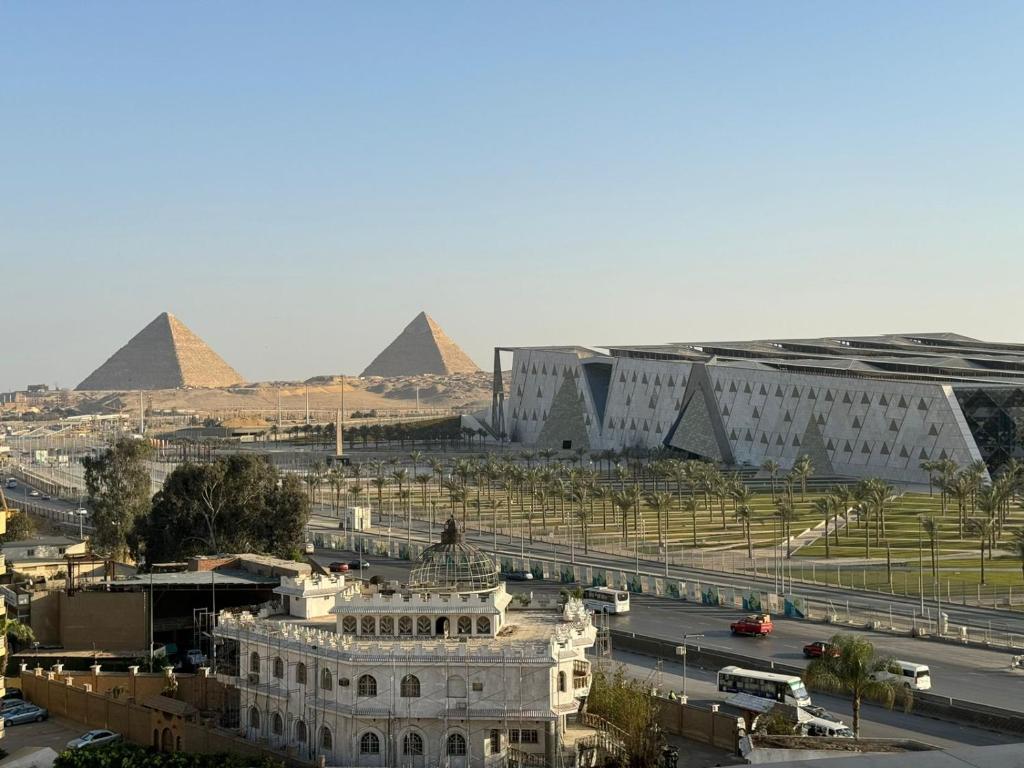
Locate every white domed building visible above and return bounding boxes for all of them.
[216,519,600,767]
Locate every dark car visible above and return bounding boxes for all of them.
[803,641,840,659]
[505,570,534,581]
[1,689,23,701]
[348,560,370,570]
[328,562,350,573]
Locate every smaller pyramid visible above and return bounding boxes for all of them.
[361,312,480,377]
[77,312,242,391]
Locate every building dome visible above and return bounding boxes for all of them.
[408,518,499,593]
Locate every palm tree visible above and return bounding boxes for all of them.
[804,633,903,737]
[792,455,815,501]
[415,473,431,515]
[370,475,387,514]
[428,457,445,493]
[681,496,699,547]
[761,459,780,500]
[774,498,796,559]
[1013,529,1024,582]
[735,503,754,559]
[645,491,674,559]
[966,517,994,585]
[920,515,939,577]
[1,616,35,650]
[408,450,424,480]
[920,459,937,496]
[811,496,834,559]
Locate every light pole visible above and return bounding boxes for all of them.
[76,508,88,539]
[675,633,704,701]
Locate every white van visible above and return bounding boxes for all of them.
[872,660,931,691]
[799,717,853,738]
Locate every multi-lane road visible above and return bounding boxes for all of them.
[305,526,1024,712]
[321,512,1024,639]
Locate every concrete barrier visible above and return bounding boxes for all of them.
[610,630,1024,736]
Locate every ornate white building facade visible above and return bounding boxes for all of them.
[216,520,598,767]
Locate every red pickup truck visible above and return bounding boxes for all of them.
[730,613,774,637]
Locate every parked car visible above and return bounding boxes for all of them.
[1,689,24,701]
[3,704,48,725]
[66,729,122,749]
[328,562,350,573]
[348,560,370,570]
[303,542,315,554]
[41,494,51,500]
[803,641,840,659]
[730,613,774,637]
[506,570,534,581]
[185,649,208,667]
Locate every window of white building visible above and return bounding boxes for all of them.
[400,674,420,698]
[360,732,381,755]
[403,731,424,756]
[447,733,467,756]
[358,674,377,697]
[361,616,376,635]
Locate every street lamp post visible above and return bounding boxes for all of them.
[76,508,88,539]
[675,633,704,702]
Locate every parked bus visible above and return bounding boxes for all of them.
[582,587,630,614]
[717,666,811,710]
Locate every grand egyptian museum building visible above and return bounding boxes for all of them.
[489,333,1024,485]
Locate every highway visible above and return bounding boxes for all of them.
[612,651,1020,750]
[304,533,1024,713]
[318,512,1024,639]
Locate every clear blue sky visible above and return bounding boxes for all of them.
[3,2,1023,390]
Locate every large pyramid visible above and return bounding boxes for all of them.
[361,311,480,377]
[76,312,243,390]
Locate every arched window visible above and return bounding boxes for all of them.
[248,707,260,730]
[403,731,424,756]
[558,671,567,693]
[447,675,467,698]
[398,616,413,635]
[249,652,260,674]
[380,616,394,635]
[360,732,381,755]
[342,616,357,634]
[361,616,376,635]
[294,720,307,744]
[457,616,472,635]
[319,726,333,750]
[416,616,431,635]
[357,674,377,697]
[295,662,307,685]
[271,712,283,736]
[447,733,467,756]
[273,657,284,679]
[320,668,333,691]
[477,616,491,634]
[400,674,420,698]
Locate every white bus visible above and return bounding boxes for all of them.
[582,587,630,614]
[871,660,931,691]
[717,666,811,711]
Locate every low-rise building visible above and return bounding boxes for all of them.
[217,519,600,767]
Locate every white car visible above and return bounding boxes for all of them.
[303,542,315,554]
[28,490,40,497]
[186,649,208,667]
[66,729,121,749]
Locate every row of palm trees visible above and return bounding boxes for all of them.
[301,449,1024,582]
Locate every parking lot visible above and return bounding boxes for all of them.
[2,714,84,756]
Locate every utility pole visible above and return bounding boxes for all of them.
[139,392,145,436]
[305,385,310,425]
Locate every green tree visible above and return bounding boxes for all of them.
[1,615,35,651]
[585,665,664,768]
[1,510,37,543]
[966,517,994,585]
[761,459,780,500]
[773,498,796,559]
[81,438,153,561]
[139,455,309,563]
[803,633,904,737]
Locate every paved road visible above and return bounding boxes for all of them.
[612,651,1021,750]
[616,594,1024,711]
[314,513,1024,638]
[304,537,1024,712]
